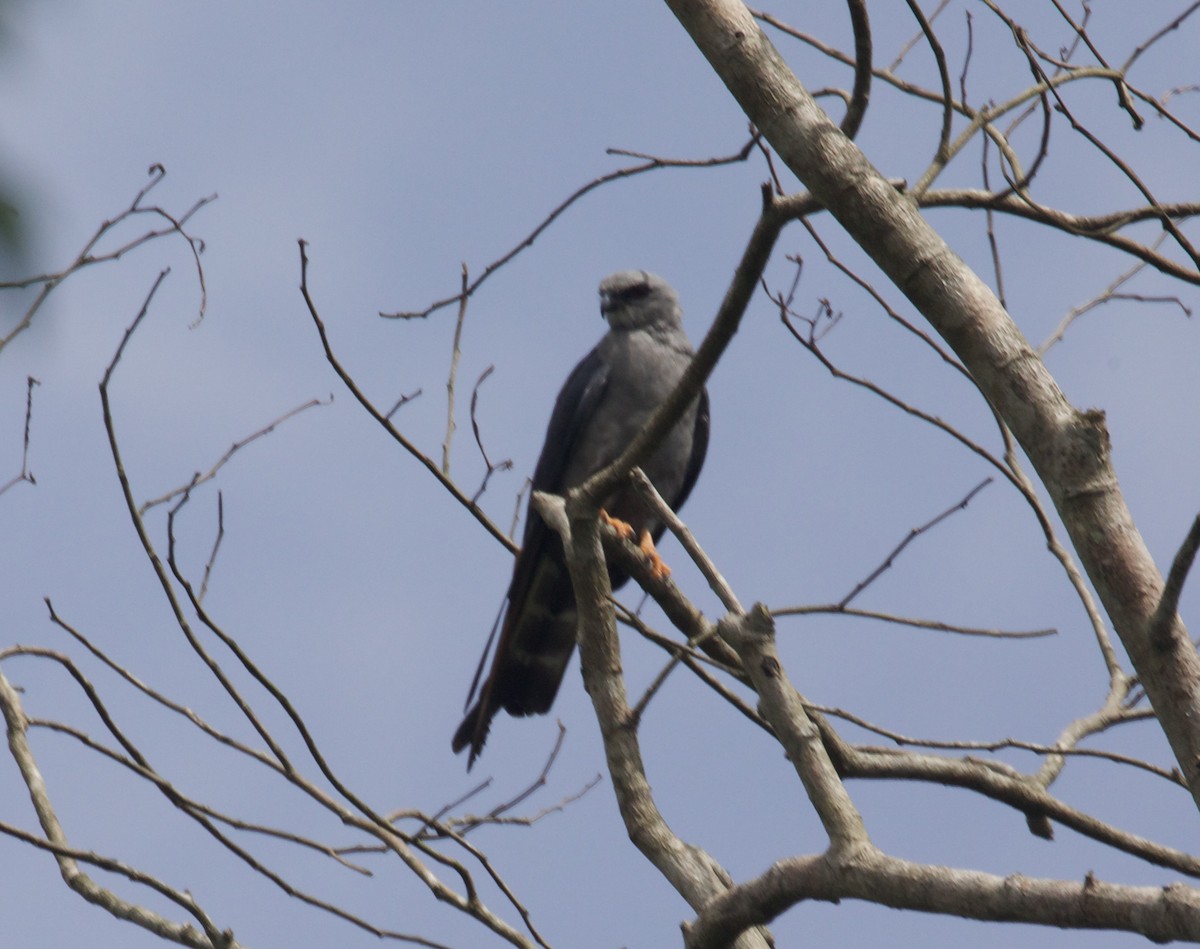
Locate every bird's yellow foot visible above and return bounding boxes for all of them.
[600,508,635,541]
[600,510,671,580]
[639,529,671,580]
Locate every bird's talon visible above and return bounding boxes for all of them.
[600,509,636,541]
[639,529,672,580]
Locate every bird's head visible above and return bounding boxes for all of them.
[598,270,682,332]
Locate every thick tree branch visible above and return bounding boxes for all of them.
[663,0,1200,809]
[684,848,1200,948]
[719,605,869,852]
[534,490,772,949]
[599,525,1192,875]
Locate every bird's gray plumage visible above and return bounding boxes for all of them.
[452,271,709,768]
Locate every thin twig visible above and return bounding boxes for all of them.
[442,264,469,474]
[139,397,330,514]
[469,365,514,505]
[383,136,760,321]
[887,0,951,71]
[903,0,954,192]
[1039,234,1187,353]
[0,165,213,353]
[1152,514,1200,651]
[0,376,40,496]
[840,0,873,140]
[630,468,742,613]
[198,491,225,604]
[818,701,1176,786]
[386,388,423,419]
[299,241,517,555]
[772,603,1054,639]
[839,480,994,608]
[1123,1,1200,73]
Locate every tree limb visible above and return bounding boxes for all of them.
[662,0,1200,811]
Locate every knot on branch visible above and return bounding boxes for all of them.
[717,603,776,649]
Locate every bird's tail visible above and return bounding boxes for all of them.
[451,700,494,771]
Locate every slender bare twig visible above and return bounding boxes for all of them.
[442,264,469,474]
[198,491,225,604]
[1039,234,1188,353]
[958,9,974,108]
[444,724,593,837]
[840,0,872,140]
[838,480,994,608]
[0,375,39,496]
[382,137,760,321]
[617,604,765,731]
[386,387,422,419]
[1124,1,1200,73]
[1032,680,1142,790]
[814,702,1173,784]
[630,468,742,613]
[1151,514,1200,651]
[139,397,330,514]
[887,0,951,71]
[509,477,531,540]
[469,365,514,505]
[772,603,1054,639]
[980,136,1008,307]
[299,241,517,555]
[0,165,213,353]
[903,0,954,192]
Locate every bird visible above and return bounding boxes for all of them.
[452,270,710,769]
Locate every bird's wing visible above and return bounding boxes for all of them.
[671,387,710,513]
[505,345,611,624]
[452,347,611,767]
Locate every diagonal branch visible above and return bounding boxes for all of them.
[663,0,1200,813]
[299,241,517,554]
[684,848,1200,948]
[0,665,244,949]
[383,137,762,320]
[534,490,772,949]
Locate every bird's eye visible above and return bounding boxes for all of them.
[614,282,652,303]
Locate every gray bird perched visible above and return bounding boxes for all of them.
[452,271,709,769]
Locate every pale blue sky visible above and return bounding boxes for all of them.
[2,3,1199,947]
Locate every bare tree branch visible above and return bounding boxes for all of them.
[139,397,330,515]
[663,0,1200,812]
[382,137,762,321]
[299,241,518,555]
[0,375,39,496]
[0,664,244,949]
[837,479,993,608]
[534,488,772,949]
[685,849,1200,948]
[0,165,212,354]
[442,264,469,474]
